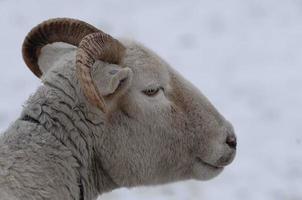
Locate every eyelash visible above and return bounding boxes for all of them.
[142,87,164,97]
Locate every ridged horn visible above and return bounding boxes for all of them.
[22,18,99,77]
[76,32,126,112]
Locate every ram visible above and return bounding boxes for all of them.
[0,18,237,200]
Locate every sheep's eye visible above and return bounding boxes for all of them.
[143,87,161,97]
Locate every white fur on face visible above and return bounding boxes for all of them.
[95,40,236,185]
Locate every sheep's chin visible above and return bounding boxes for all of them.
[192,158,224,180]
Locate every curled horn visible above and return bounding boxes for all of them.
[76,32,126,112]
[22,18,99,77]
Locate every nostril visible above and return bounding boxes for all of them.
[226,135,237,149]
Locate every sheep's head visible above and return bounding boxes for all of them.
[23,18,236,187]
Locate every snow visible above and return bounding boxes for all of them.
[0,0,301,199]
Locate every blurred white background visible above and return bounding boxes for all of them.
[0,0,301,199]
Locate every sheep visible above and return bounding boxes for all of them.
[0,18,237,200]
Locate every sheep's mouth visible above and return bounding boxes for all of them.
[195,157,224,170]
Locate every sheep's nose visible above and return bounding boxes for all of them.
[226,134,237,149]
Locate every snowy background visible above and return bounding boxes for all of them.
[0,0,301,199]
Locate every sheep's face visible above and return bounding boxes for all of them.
[39,41,236,187]
[96,41,237,187]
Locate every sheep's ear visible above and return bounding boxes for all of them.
[93,62,133,97]
[38,42,76,75]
